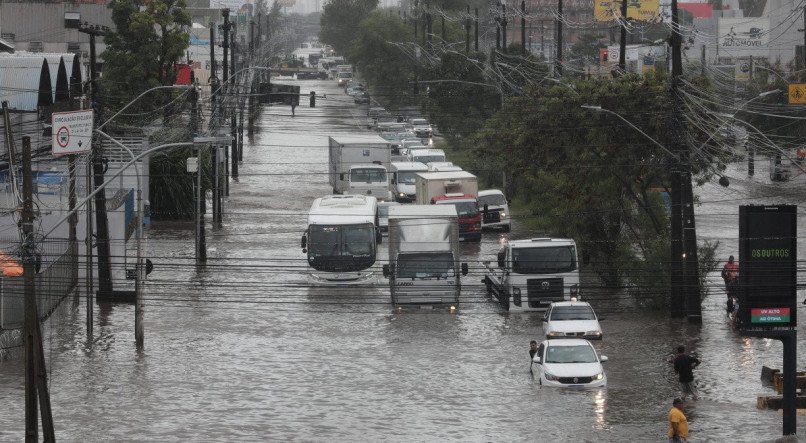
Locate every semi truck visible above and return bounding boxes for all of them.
[329,134,393,201]
[415,171,481,241]
[482,238,580,312]
[382,205,468,306]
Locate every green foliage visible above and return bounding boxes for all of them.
[102,0,190,111]
[569,33,604,66]
[319,0,378,55]
[349,12,416,109]
[471,74,674,298]
[697,239,721,299]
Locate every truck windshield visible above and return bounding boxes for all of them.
[397,171,418,184]
[413,155,445,164]
[550,305,596,321]
[438,200,478,217]
[307,224,376,272]
[512,246,576,274]
[350,168,387,183]
[338,72,352,78]
[397,252,455,279]
[479,194,506,206]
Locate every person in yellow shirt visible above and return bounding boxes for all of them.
[668,398,689,442]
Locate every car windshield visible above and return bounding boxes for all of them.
[512,246,577,274]
[411,119,428,126]
[479,193,507,206]
[397,252,455,279]
[350,168,387,183]
[438,200,478,217]
[413,155,445,164]
[545,344,598,364]
[550,305,596,321]
[397,171,418,185]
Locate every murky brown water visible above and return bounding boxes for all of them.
[1,79,806,441]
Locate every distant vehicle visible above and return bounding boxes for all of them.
[408,148,446,165]
[346,84,365,96]
[382,204,468,306]
[542,300,602,340]
[398,106,422,121]
[336,65,353,86]
[415,171,481,241]
[301,194,381,283]
[354,91,370,104]
[409,118,433,138]
[531,339,607,388]
[328,134,393,201]
[769,154,792,182]
[427,161,462,172]
[483,238,580,312]
[478,189,510,231]
[367,107,392,129]
[377,201,401,233]
[400,138,427,152]
[390,161,428,202]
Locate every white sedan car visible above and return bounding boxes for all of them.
[532,339,608,388]
[543,299,602,340]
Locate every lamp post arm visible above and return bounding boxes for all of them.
[41,142,193,241]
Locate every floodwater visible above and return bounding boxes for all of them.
[2,79,806,441]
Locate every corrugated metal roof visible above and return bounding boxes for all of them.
[0,52,69,103]
[0,57,52,111]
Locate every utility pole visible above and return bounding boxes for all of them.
[231,26,239,180]
[427,13,432,49]
[79,24,113,298]
[210,22,218,119]
[501,3,507,53]
[222,10,231,198]
[474,8,479,51]
[249,20,254,59]
[414,0,418,39]
[466,5,471,53]
[22,136,55,442]
[556,0,563,76]
[619,0,627,71]
[496,10,501,50]
[257,13,262,52]
[521,0,526,55]
[669,0,701,320]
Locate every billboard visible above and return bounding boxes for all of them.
[738,205,797,329]
[258,82,300,106]
[595,0,661,22]
[719,18,769,56]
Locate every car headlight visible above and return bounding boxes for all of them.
[586,330,602,336]
[546,331,559,337]
[592,372,604,381]
[500,212,506,218]
[544,371,559,381]
[570,284,579,296]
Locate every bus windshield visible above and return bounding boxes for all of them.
[397,252,455,279]
[307,224,376,272]
[512,246,577,274]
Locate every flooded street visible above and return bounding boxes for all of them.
[2,78,806,441]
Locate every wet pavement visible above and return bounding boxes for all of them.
[1,79,806,441]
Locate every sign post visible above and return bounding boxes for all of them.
[51,110,94,157]
[738,205,797,435]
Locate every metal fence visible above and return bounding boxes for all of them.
[0,240,78,330]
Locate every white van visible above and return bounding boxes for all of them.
[427,162,462,172]
[390,161,428,202]
[408,148,446,165]
[478,189,510,231]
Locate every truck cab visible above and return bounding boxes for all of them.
[478,189,511,231]
[344,164,392,201]
[483,238,580,312]
[390,161,428,202]
[432,193,482,242]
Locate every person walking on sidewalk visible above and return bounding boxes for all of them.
[668,398,689,442]
[673,346,700,401]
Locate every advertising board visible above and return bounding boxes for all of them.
[595,0,660,22]
[738,205,797,329]
[718,18,770,57]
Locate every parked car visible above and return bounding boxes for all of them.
[531,339,608,387]
[542,299,602,340]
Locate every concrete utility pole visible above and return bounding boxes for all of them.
[475,8,479,51]
[78,24,113,298]
[521,1,526,55]
[556,0,563,76]
[231,26,239,180]
[668,0,701,321]
[466,5,471,53]
[619,0,627,71]
[501,3,507,53]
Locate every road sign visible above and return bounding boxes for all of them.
[51,110,93,156]
[788,84,806,105]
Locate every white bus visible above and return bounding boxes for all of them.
[301,195,381,283]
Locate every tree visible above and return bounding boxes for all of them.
[102,0,191,109]
[319,0,378,55]
[569,32,604,67]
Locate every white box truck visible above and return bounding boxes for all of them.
[329,134,393,201]
[382,205,468,306]
[415,171,481,241]
[483,238,580,312]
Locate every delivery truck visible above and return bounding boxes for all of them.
[382,205,468,307]
[329,134,393,201]
[415,171,481,241]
